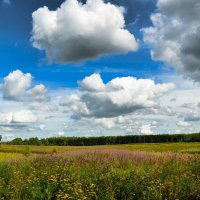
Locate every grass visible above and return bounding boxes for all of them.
[120,142,200,153]
[0,142,200,154]
[0,152,25,162]
[0,143,199,199]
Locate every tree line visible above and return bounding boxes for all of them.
[4,133,200,146]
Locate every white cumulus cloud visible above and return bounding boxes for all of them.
[60,73,175,118]
[12,110,37,123]
[31,0,138,64]
[27,84,49,102]
[142,0,200,81]
[0,70,49,103]
[0,70,32,101]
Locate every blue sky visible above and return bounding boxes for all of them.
[0,0,200,140]
[0,0,160,87]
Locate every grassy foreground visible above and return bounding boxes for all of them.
[0,143,199,199]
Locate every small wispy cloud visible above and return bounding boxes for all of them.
[3,0,11,5]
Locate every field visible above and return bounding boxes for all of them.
[1,142,200,154]
[0,143,199,199]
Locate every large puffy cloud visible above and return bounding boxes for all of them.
[142,0,200,81]
[0,70,49,103]
[60,73,175,118]
[0,70,32,101]
[31,0,138,64]
[1,71,200,138]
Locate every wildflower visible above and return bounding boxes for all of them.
[90,183,95,188]
[63,194,70,199]
[49,175,57,183]
[78,189,83,193]
[62,178,69,183]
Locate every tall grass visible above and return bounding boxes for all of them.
[0,149,199,199]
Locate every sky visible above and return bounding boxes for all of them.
[0,0,200,141]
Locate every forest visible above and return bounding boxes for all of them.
[4,133,200,146]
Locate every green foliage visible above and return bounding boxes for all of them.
[10,138,23,145]
[7,133,200,146]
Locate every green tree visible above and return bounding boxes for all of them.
[10,138,23,145]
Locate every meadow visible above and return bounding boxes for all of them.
[1,142,200,154]
[0,143,199,199]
